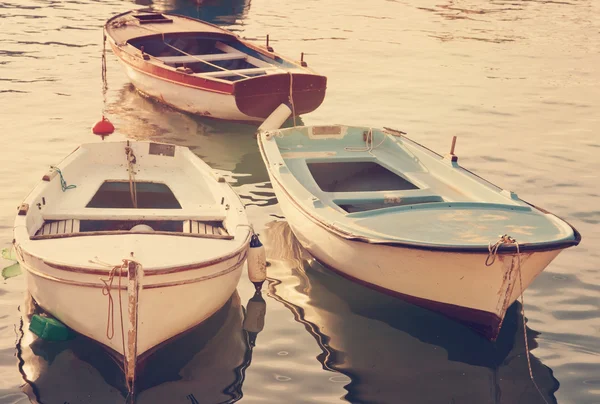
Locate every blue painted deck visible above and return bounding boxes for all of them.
[266,126,577,248]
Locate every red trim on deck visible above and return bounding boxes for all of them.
[110,43,234,95]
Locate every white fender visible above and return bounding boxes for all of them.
[248,234,267,290]
[257,103,292,133]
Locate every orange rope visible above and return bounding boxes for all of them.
[99,259,130,378]
[100,261,127,340]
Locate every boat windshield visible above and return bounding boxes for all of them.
[86,181,181,209]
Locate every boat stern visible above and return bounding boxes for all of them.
[234,73,327,119]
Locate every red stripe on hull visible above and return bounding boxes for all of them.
[110,43,234,94]
[110,43,327,120]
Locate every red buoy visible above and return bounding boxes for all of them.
[92,116,115,138]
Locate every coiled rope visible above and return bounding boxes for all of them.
[485,235,549,404]
[50,166,76,192]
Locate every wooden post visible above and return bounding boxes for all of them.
[266,34,273,52]
[126,261,140,395]
[450,136,457,155]
[446,136,458,162]
[300,52,307,67]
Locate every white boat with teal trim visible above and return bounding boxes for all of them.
[257,113,581,340]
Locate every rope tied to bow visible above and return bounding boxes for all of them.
[94,258,141,380]
[485,234,549,404]
[485,234,517,266]
[50,166,76,192]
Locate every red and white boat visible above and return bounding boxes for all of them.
[104,10,327,123]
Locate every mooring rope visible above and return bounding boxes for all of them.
[485,235,549,404]
[94,258,131,377]
[98,260,126,341]
[344,128,387,156]
[50,166,76,192]
[288,72,297,127]
[101,33,108,114]
[125,146,138,208]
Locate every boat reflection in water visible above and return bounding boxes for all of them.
[18,290,266,403]
[108,82,302,182]
[263,220,558,404]
[142,0,252,25]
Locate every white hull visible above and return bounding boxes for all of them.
[13,141,253,385]
[269,174,560,337]
[21,253,244,357]
[256,122,578,338]
[122,63,258,122]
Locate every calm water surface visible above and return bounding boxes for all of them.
[0,0,599,403]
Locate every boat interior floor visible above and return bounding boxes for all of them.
[129,37,291,81]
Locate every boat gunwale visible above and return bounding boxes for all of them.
[30,230,234,241]
[15,140,252,276]
[105,9,316,72]
[36,231,251,276]
[258,132,582,254]
[108,40,327,100]
[23,252,245,289]
[105,11,326,96]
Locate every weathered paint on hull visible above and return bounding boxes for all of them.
[234,73,327,119]
[111,42,326,122]
[20,253,244,356]
[268,173,561,340]
[122,63,257,122]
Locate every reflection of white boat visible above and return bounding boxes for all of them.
[105,11,326,122]
[20,292,257,404]
[13,141,251,387]
[264,221,559,404]
[258,115,581,339]
[109,82,269,174]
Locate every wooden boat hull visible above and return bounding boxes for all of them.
[19,292,251,403]
[266,162,562,340]
[263,221,559,403]
[105,11,327,122]
[119,59,252,121]
[256,121,579,339]
[18,242,246,358]
[117,58,325,122]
